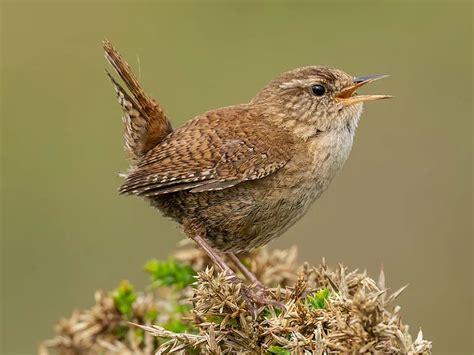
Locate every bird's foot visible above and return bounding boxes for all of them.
[227,275,285,311]
[241,284,286,310]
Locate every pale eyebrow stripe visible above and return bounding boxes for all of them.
[279,79,309,89]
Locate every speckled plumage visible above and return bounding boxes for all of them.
[104,41,172,160]
[105,41,388,253]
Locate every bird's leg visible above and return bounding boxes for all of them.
[183,220,234,275]
[191,234,235,276]
[226,252,265,290]
[184,226,284,310]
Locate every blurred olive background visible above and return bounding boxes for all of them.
[1,1,472,354]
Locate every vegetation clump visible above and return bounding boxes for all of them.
[40,241,431,354]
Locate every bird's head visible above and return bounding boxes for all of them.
[252,66,391,138]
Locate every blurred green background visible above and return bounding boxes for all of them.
[1,1,472,354]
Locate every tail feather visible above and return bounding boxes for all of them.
[103,40,172,160]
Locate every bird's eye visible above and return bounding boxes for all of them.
[311,84,326,96]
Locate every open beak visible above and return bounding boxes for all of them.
[336,74,392,106]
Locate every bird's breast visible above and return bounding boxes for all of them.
[276,128,355,207]
[308,128,355,185]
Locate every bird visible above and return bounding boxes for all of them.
[104,40,391,306]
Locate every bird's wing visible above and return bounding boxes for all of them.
[119,107,294,196]
[104,40,173,160]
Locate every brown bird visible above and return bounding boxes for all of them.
[104,41,391,305]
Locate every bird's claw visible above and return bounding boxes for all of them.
[239,283,286,313]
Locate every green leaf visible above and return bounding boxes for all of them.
[206,315,225,324]
[175,302,192,315]
[135,328,145,343]
[263,307,283,320]
[268,345,291,354]
[307,288,330,310]
[241,257,252,269]
[145,308,159,322]
[163,318,189,333]
[112,325,129,340]
[112,280,137,319]
[145,259,195,289]
[207,315,239,328]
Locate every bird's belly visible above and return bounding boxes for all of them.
[149,181,305,253]
[150,173,328,253]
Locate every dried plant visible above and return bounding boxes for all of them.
[40,241,431,354]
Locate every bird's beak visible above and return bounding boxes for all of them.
[336,74,392,106]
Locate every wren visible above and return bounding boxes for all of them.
[104,41,390,304]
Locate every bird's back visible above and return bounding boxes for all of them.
[120,105,295,198]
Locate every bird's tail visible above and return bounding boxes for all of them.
[103,40,172,160]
